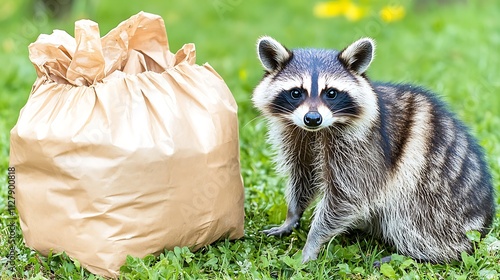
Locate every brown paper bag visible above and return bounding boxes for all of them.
[10,12,244,278]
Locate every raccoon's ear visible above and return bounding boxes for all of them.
[339,38,375,74]
[257,36,292,72]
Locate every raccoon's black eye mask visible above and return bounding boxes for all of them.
[268,88,306,114]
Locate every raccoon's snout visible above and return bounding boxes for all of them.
[304,111,322,128]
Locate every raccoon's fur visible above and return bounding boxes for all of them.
[252,37,495,263]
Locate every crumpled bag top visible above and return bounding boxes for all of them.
[29,11,195,86]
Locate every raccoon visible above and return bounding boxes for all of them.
[252,36,496,263]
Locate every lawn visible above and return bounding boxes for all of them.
[1,0,500,279]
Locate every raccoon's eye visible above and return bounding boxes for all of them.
[289,88,303,99]
[325,88,338,99]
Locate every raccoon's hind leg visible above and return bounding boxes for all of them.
[262,165,320,237]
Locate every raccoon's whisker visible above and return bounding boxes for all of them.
[332,105,358,113]
[269,104,294,114]
[333,113,360,119]
[331,106,360,118]
[242,115,266,129]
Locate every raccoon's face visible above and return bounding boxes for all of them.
[253,37,378,132]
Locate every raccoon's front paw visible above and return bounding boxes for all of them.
[301,249,319,264]
[301,239,321,263]
[261,224,295,237]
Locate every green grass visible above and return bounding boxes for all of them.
[1,0,500,279]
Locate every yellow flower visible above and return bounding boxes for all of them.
[380,5,406,23]
[344,2,367,21]
[313,0,346,18]
[313,0,366,21]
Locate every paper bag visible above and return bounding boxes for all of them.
[10,12,244,278]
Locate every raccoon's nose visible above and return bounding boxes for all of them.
[304,111,322,127]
